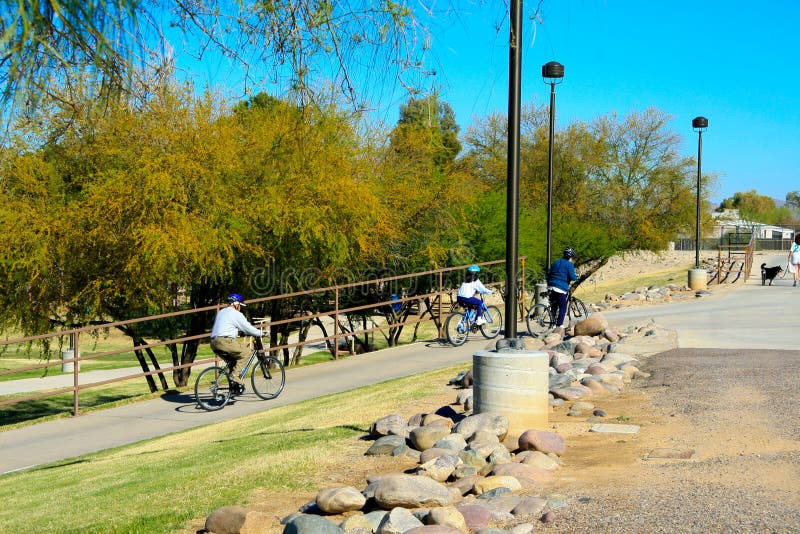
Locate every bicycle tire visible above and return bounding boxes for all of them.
[568,297,590,321]
[445,312,469,346]
[525,304,554,337]
[480,305,503,339]
[251,355,286,400]
[195,365,232,411]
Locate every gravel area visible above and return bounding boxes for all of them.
[540,348,800,533]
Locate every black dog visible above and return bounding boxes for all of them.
[761,263,783,285]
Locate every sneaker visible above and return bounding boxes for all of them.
[475,317,486,326]
[231,381,245,395]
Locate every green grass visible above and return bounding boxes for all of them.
[0,366,462,534]
[573,264,695,304]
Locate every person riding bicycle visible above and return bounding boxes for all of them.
[547,247,578,333]
[457,265,493,325]
[210,293,263,393]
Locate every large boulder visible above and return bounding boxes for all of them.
[315,486,366,514]
[517,429,566,456]
[453,413,509,441]
[373,475,455,509]
[573,313,609,336]
[205,506,271,534]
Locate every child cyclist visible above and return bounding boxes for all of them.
[457,265,493,325]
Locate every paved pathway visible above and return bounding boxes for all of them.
[1,253,796,475]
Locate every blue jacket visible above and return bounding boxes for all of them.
[547,258,577,292]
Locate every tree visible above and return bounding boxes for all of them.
[462,105,709,282]
[787,191,800,211]
[0,1,437,122]
[718,190,776,221]
[391,93,462,169]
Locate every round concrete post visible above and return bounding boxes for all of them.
[473,347,549,435]
[687,268,707,290]
[61,349,79,373]
[534,282,548,306]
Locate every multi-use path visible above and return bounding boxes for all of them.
[1,253,795,475]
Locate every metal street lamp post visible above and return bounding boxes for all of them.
[542,61,564,269]
[692,116,708,268]
[503,0,523,340]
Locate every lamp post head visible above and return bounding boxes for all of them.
[542,61,565,85]
[692,116,708,132]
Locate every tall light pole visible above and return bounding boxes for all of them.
[692,116,708,268]
[543,61,564,269]
[503,0,523,340]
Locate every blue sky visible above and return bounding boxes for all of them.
[417,0,800,205]
[173,1,798,205]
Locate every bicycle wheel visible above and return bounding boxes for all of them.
[568,297,590,321]
[251,355,286,400]
[445,312,469,346]
[525,304,554,337]
[195,366,232,411]
[480,305,503,339]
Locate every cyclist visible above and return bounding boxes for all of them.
[547,247,578,333]
[457,265,493,325]
[210,293,264,393]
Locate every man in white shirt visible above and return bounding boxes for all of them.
[210,293,263,390]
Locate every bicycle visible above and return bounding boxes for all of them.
[195,336,285,411]
[444,294,503,346]
[525,287,589,338]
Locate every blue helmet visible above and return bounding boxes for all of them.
[227,293,246,306]
[467,265,481,273]
[563,247,576,259]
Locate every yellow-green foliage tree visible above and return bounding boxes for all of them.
[0,85,395,386]
[462,105,708,282]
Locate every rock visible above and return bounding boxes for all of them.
[517,429,566,456]
[426,505,469,532]
[282,513,343,533]
[473,475,522,495]
[377,507,424,534]
[579,377,609,395]
[419,454,461,482]
[455,503,492,532]
[370,414,407,437]
[205,506,271,534]
[455,389,473,405]
[434,433,468,452]
[514,450,560,471]
[549,385,592,401]
[316,486,366,514]
[490,462,553,485]
[406,526,465,533]
[540,510,557,523]
[573,313,609,336]
[373,475,455,509]
[453,413,509,441]
[339,513,375,533]
[420,447,459,464]
[511,496,548,517]
[365,435,407,456]
[409,425,453,451]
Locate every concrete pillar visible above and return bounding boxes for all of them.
[687,268,707,290]
[534,282,548,306]
[61,349,80,373]
[473,345,549,435]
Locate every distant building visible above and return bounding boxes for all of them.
[711,209,794,239]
